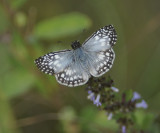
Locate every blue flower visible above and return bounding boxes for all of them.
[132,92,141,101]
[93,94,102,107]
[111,86,119,92]
[136,100,148,109]
[122,125,126,133]
[106,112,113,120]
[87,90,95,101]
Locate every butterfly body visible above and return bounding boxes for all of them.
[35,25,117,87]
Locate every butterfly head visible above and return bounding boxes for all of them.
[71,40,81,50]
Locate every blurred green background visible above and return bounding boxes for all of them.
[0,0,160,133]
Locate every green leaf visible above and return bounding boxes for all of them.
[125,89,133,101]
[1,68,35,99]
[33,12,92,39]
[134,110,154,130]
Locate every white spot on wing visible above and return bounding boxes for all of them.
[61,73,64,78]
[54,55,60,59]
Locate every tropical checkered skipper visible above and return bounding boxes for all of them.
[35,25,117,87]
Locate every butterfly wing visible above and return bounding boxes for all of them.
[55,60,90,87]
[35,50,90,87]
[81,25,117,77]
[35,25,117,86]
[34,50,73,75]
[83,25,117,52]
[84,48,115,77]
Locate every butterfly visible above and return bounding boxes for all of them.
[34,25,117,87]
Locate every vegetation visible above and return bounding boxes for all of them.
[0,0,160,133]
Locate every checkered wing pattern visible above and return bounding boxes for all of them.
[55,62,89,87]
[83,25,117,52]
[34,50,72,75]
[35,50,90,87]
[86,48,115,77]
[81,25,117,77]
[34,25,117,87]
